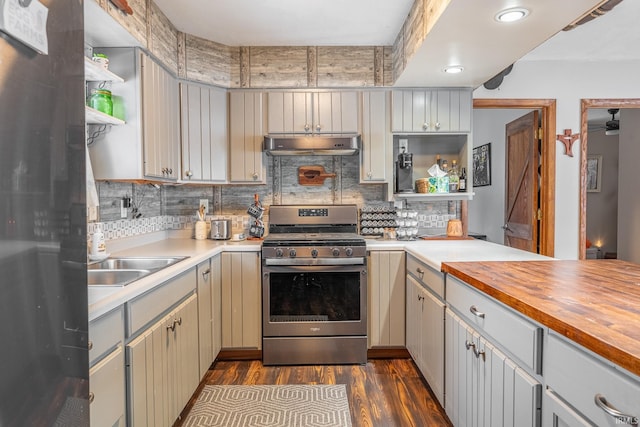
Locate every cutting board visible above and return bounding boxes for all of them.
[298,165,336,186]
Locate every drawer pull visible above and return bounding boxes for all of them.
[202,268,211,278]
[469,305,485,318]
[465,340,475,351]
[594,394,637,425]
[416,268,425,279]
[473,347,486,361]
[88,392,95,404]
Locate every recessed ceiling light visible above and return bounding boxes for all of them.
[444,66,464,74]
[495,7,529,23]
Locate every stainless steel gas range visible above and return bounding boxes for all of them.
[261,205,367,365]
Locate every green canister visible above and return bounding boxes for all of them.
[89,89,113,116]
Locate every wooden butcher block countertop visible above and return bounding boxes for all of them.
[441,259,640,378]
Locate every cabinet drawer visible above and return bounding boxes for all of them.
[546,333,640,426]
[89,346,125,427]
[89,305,124,365]
[127,268,196,337]
[447,276,542,374]
[406,255,444,299]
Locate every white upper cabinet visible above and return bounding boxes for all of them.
[180,82,228,183]
[391,89,472,133]
[360,91,390,183]
[267,91,358,134]
[87,48,180,182]
[228,91,265,184]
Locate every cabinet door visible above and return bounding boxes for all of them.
[211,254,222,358]
[392,90,431,132]
[141,53,179,181]
[360,91,389,182]
[89,346,125,427]
[419,285,445,406]
[368,251,405,347]
[445,308,474,427]
[221,252,261,349]
[229,91,265,183]
[196,259,213,379]
[431,89,472,132]
[313,91,359,133]
[267,91,313,133]
[180,83,228,183]
[172,295,200,422]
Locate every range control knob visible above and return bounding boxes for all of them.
[345,247,353,257]
[311,249,319,258]
[275,248,284,258]
[289,248,297,258]
[332,248,340,257]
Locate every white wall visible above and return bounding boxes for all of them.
[470,109,533,244]
[618,109,640,263]
[473,59,640,259]
[586,129,618,256]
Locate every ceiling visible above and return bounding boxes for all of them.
[154,0,622,88]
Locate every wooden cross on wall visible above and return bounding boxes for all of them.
[556,129,579,157]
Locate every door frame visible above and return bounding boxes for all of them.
[473,99,556,257]
[579,98,640,259]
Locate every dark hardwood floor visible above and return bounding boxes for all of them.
[176,358,452,427]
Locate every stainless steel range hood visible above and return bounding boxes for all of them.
[263,134,360,156]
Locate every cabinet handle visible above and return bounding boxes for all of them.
[88,392,95,404]
[465,340,475,351]
[202,268,211,278]
[167,322,176,331]
[470,305,485,318]
[367,171,372,178]
[315,124,322,132]
[473,347,486,361]
[304,124,310,132]
[594,394,637,425]
[88,340,93,350]
[416,267,425,279]
[168,168,173,175]
[185,170,193,178]
[252,172,259,180]
[175,317,182,326]
[434,122,441,130]
[417,295,424,301]
[422,122,429,130]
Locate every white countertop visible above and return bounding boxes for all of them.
[366,238,551,270]
[89,234,550,321]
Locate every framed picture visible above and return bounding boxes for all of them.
[586,155,602,192]
[473,143,491,187]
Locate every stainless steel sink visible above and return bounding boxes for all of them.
[87,256,187,286]
[88,256,187,271]
[88,269,151,286]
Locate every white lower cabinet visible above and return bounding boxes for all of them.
[445,308,541,427]
[406,274,445,406]
[544,332,640,427]
[89,346,125,427]
[368,251,405,347]
[196,255,223,378]
[127,294,199,427]
[89,306,125,427]
[221,252,261,349]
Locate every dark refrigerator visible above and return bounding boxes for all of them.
[0,0,89,426]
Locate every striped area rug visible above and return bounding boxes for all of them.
[183,384,353,427]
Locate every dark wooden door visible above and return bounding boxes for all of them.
[504,111,540,252]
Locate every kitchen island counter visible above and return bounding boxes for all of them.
[442,259,640,378]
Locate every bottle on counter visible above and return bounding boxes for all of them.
[459,167,467,192]
[91,224,106,257]
[448,159,459,192]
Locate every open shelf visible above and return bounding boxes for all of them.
[84,56,124,82]
[86,106,125,125]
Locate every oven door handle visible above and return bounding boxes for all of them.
[263,257,365,267]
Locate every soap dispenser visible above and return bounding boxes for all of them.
[91,224,106,258]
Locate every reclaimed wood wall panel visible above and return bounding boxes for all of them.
[185,34,233,87]
[249,47,308,88]
[391,28,405,84]
[149,1,178,74]
[102,0,148,47]
[403,0,426,68]
[424,0,451,35]
[307,47,317,87]
[383,47,395,87]
[317,46,375,87]
[177,32,187,79]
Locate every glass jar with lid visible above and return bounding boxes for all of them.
[89,89,113,116]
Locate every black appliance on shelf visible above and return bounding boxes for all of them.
[261,205,367,365]
[395,148,414,193]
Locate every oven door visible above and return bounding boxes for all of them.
[262,263,367,337]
